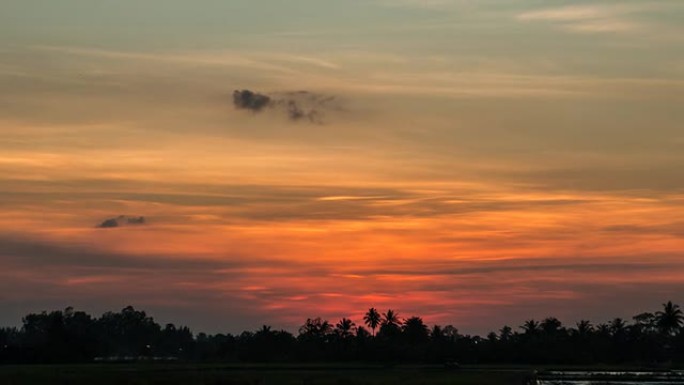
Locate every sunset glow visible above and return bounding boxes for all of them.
[1,0,683,335]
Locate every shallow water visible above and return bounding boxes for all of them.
[537,371,684,385]
[537,380,684,385]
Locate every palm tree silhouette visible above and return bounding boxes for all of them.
[403,316,429,342]
[575,320,593,336]
[363,308,381,337]
[499,325,513,341]
[655,301,684,336]
[382,309,400,327]
[521,319,539,335]
[299,318,332,338]
[377,309,401,338]
[540,317,562,335]
[595,322,611,337]
[609,318,627,337]
[431,325,444,340]
[335,318,356,339]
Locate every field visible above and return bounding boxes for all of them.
[0,364,531,385]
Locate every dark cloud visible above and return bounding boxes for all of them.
[232,89,337,123]
[127,216,146,225]
[232,90,271,112]
[281,100,319,122]
[97,215,146,229]
[98,218,119,228]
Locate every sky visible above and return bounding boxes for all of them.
[0,0,683,335]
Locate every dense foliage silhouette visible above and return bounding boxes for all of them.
[1,302,683,364]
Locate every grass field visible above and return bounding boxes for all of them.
[0,364,532,385]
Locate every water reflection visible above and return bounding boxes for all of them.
[537,371,684,385]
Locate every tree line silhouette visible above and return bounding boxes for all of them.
[1,302,683,365]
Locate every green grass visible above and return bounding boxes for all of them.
[0,364,531,385]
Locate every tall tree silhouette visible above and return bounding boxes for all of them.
[403,316,429,343]
[378,309,401,340]
[541,317,562,335]
[595,322,611,336]
[521,319,540,335]
[355,326,371,340]
[298,318,332,338]
[335,318,356,339]
[633,312,657,334]
[363,308,381,337]
[656,301,683,336]
[574,320,593,336]
[610,318,627,337]
[382,309,400,327]
[297,318,332,361]
[499,326,513,341]
[430,325,444,340]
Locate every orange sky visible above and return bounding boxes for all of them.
[1,0,683,334]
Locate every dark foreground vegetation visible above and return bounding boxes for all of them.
[1,302,683,365]
[0,364,529,385]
